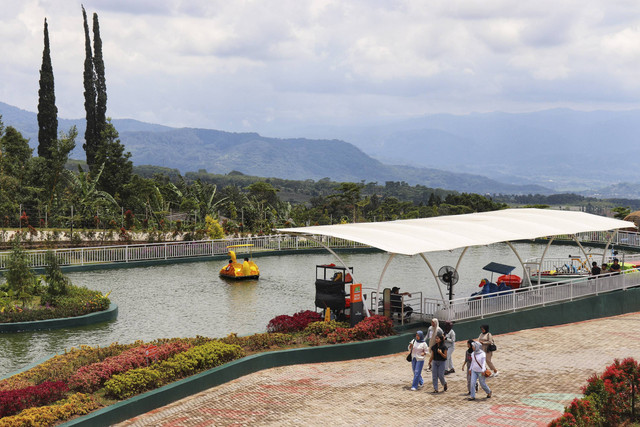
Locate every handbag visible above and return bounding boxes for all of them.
[473,353,492,377]
[488,343,497,352]
[406,339,414,362]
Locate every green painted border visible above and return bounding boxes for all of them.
[63,287,640,427]
[0,303,118,333]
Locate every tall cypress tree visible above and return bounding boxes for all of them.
[82,5,97,170]
[37,18,58,159]
[92,12,107,141]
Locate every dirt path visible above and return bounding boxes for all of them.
[117,312,640,426]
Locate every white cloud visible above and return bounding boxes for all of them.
[3,0,640,132]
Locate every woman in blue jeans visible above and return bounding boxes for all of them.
[408,331,428,390]
[427,333,448,393]
[468,341,492,400]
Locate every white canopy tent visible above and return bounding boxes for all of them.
[277,208,636,314]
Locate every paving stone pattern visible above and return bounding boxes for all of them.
[117,312,640,426]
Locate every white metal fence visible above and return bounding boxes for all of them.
[0,235,368,269]
[422,270,640,322]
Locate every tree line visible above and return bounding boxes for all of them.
[0,7,508,238]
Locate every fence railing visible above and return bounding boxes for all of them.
[0,235,368,270]
[422,270,640,322]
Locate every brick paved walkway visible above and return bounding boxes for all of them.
[117,312,640,426]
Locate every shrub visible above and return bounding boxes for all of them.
[303,320,349,337]
[0,392,99,427]
[0,380,68,418]
[219,332,294,351]
[266,310,322,333]
[326,327,354,344]
[2,285,110,323]
[104,341,244,399]
[351,315,394,340]
[586,357,640,425]
[548,397,603,427]
[68,341,193,393]
[550,357,640,426]
[43,250,70,297]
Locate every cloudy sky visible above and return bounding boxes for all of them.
[2,0,640,135]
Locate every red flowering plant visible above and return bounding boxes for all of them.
[0,380,68,418]
[550,357,640,426]
[548,397,602,427]
[124,210,135,230]
[266,310,322,333]
[584,357,640,425]
[20,211,29,227]
[68,341,193,393]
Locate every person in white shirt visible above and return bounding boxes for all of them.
[468,341,492,400]
[443,321,456,374]
[408,331,428,391]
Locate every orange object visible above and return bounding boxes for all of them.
[497,274,522,289]
[350,283,362,303]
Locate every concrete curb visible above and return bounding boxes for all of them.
[0,303,118,333]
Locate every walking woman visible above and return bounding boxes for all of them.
[461,339,476,394]
[468,341,492,400]
[427,333,448,393]
[443,321,456,374]
[427,318,443,349]
[478,324,498,376]
[408,331,428,391]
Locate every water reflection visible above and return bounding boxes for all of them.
[0,243,584,376]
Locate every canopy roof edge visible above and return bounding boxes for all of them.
[276,208,635,256]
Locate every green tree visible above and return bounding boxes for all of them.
[1,126,33,184]
[5,236,36,306]
[43,250,69,297]
[82,5,97,170]
[95,119,132,197]
[612,206,631,220]
[37,18,58,159]
[63,163,119,223]
[92,11,107,144]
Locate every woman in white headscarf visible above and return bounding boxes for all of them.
[426,318,443,349]
[468,341,492,400]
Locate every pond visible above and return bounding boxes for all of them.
[0,242,596,377]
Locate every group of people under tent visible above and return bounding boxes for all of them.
[590,258,622,276]
[408,320,499,400]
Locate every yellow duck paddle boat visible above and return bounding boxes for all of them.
[219,244,259,280]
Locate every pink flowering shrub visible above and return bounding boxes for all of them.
[68,341,192,392]
[266,310,322,333]
[0,380,68,418]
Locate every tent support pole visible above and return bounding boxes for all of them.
[531,237,556,287]
[419,253,447,304]
[602,230,619,265]
[374,253,396,315]
[571,234,592,269]
[505,241,529,288]
[303,235,370,317]
[455,247,469,272]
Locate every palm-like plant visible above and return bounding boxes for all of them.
[63,163,119,223]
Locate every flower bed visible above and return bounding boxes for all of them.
[68,341,194,393]
[0,381,68,418]
[0,314,395,425]
[0,393,98,427]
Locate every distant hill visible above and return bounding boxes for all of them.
[0,101,564,195]
[258,109,640,191]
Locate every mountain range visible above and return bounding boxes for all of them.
[1,101,638,197]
